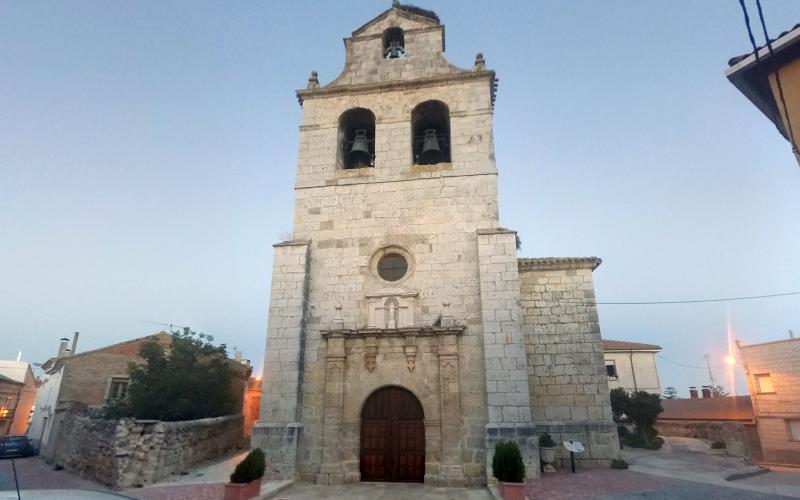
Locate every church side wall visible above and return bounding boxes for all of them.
[519,264,620,466]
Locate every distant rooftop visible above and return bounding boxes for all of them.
[602,340,662,352]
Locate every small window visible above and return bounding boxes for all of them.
[754,373,774,394]
[788,420,800,441]
[606,360,618,379]
[377,253,408,282]
[382,28,405,59]
[411,100,451,165]
[109,378,129,400]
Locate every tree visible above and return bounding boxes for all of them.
[104,328,239,421]
[626,391,663,444]
[662,386,678,399]
[609,388,629,419]
[711,385,730,397]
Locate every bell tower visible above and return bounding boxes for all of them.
[253,2,546,486]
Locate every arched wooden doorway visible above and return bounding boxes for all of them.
[360,386,425,482]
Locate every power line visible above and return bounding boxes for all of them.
[595,290,800,305]
[656,354,724,370]
[754,0,798,156]
[738,0,799,157]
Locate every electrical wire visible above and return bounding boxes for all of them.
[738,0,799,157]
[656,354,724,370]
[754,0,798,156]
[523,290,800,306]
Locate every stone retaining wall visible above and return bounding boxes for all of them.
[57,413,244,487]
[656,420,753,459]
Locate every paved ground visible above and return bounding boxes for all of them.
[0,456,112,493]
[273,482,492,499]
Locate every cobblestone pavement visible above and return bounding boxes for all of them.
[273,482,492,499]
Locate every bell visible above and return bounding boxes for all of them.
[419,128,442,164]
[349,129,371,166]
[385,40,404,59]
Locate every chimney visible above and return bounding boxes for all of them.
[701,386,712,399]
[689,386,699,399]
[234,350,242,362]
[790,330,795,340]
[70,331,79,356]
[57,337,70,357]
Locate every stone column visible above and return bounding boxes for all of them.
[476,229,539,480]
[438,332,465,486]
[318,335,346,485]
[251,240,310,479]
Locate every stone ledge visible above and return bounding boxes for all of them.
[320,326,465,339]
[518,257,602,272]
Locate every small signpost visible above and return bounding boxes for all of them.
[562,440,584,473]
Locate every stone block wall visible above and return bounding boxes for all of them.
[739,337,800,465]
[56,414,243,488]
[518,257,619,466]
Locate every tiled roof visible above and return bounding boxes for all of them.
[728,23,800,66]
[602,340,662,352]
[659,396,754,422]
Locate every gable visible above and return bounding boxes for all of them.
[353,7,439,38]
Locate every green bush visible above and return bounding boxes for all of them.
[610,458,629,470]
[710,440,726,449]
[492,441,526,483]
[539,433,555,448]
[230,448,266,484]
[623,432,663,450]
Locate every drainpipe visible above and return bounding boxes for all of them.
[629,350,638,392]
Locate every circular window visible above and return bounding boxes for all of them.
[377,253,408,282]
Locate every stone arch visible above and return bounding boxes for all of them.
[338,107,376,169]
[360,385,425,482]
[410,100,450,165]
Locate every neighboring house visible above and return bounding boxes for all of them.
[0,360,38,437]
[726,22,800,165]
[28,331,250,459]
[602,340,662,394]
[242,376,261,438]
[657,395,761,460]
[737,335,800,465]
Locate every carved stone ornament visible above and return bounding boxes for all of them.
[366,286,418,329]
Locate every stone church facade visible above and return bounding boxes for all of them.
[252,3,619,486]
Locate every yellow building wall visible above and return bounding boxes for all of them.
[769,58,800,164]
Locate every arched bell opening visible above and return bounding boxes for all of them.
[382,27,405,59]
[411,100,450,165]
[338,108,376,169]
[360,385,425,482]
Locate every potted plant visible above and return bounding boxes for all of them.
[539,433,556,472]
[224,448,265,500]
[491,441,526,500]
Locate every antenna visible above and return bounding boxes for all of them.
[704,354,717,388]
[141,320,186,334]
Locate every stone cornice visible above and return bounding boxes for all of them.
[296,70,496,106]
[320,326,465,339]
[518,257,602,272]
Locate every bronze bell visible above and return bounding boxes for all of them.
[420,128,442,164]
[349,129,372,166]
[385,40,404,59]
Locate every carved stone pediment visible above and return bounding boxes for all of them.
[366,286,418,329]
[365,286,418,298]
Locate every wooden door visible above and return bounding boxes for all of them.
[360,386,425,482]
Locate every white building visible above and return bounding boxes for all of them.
[602,340,662,394]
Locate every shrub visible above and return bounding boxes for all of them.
[610,458,629,470]
[230,448,266,484]
[710,440,726,449]
[492,441,526,483]
[623,432,663,450]
[539,433,555,448]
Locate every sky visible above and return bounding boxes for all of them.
[1,1,799,397]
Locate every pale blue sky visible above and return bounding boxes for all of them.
[1,1,799,396]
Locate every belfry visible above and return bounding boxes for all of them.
[252,3,620,486]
